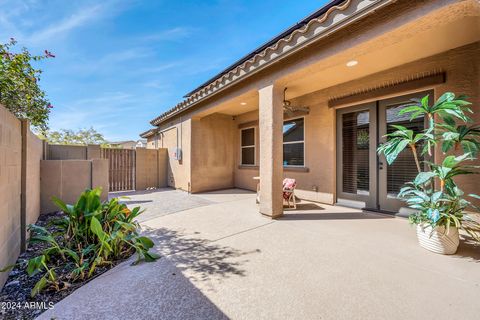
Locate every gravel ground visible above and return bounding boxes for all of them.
[0,212,129,320]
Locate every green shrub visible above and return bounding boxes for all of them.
[25,187,159,296]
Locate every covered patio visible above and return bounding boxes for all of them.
[39,189,480,320]
[173,0,480,219]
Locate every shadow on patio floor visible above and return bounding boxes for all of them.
[455,236,480,262]
[119,200,154,205]
[197,188,255,195]
[142,226,260,282]
[280,211,393,220]
[109,188,175,197]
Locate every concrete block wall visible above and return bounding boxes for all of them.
[26,131,43,227]
[46,144,101,160]
[0,105,44,288]
[40,159,109,214]
[47,144,87,160]
[157,149,168,187]
[0,104,22,288]
[0,107,109,289]
[135,148,168,190]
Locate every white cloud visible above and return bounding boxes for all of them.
[142,80,171,90]
[141,27,193,41]
[63,47,155,76]
[0,0,126,45]
[48,91,170,141]
[49,92,136,136]
[138,61,183,74]
[26,4,105,44]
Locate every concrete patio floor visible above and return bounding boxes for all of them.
[39,189,480,320]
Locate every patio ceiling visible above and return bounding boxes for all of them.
[194,0,479,118]
[280,6,480,100]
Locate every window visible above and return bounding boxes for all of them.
[283,118,304,166]
[240,127,255,165]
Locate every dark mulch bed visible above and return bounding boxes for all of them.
[0,212,130,320]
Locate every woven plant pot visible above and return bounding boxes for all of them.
[416,224,459,255]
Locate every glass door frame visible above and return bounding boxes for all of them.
[377,90,432,213]
[336,102,378,210]
[335,89,434,213]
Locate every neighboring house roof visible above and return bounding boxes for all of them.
[110,140,136,145]
[139,128,158,138]
[149,0,392,126]
[136,139,147,146]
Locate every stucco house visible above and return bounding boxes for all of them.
[110,139,147,149]
[140,0,480,218]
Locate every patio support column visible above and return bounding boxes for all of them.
[258,83,284,218]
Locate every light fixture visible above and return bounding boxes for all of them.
[240,102,247,105]
[346,60,358,67]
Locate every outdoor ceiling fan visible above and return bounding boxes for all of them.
[283,87,309,115]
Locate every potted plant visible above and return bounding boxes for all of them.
[378,92,480,254]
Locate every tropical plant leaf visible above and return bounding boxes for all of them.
[27,255,45,276]
[414,172,436,185]
[385,139,409,164]
[90,216,106,241]
[31,275,48,297]
[137,236,155,249]
[143,251,160,262]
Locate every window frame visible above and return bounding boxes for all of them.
[240,126,256,166]
[283,116,305,167]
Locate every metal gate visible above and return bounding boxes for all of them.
[101,148,136,191]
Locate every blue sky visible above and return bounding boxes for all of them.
[0,0,327,141]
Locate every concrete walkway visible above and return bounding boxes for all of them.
[39,189,480,320]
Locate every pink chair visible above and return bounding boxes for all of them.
[283,178,297,209]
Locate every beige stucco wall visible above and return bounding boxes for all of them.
[157,118,191,191]
[190,113,236,193]
[0,105,22,288]
[40,159,109,214]
[233,104,335,203]
[146,136,157,149]
[233,110,260,191]
[432,43,479,197]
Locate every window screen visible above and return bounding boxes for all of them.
[385,105,424,197]
[241,128,255,165]
[283,118,304,166]
[342,111,369,195]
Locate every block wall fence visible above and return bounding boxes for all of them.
[0,104,43,288]
[0,104,109,288]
